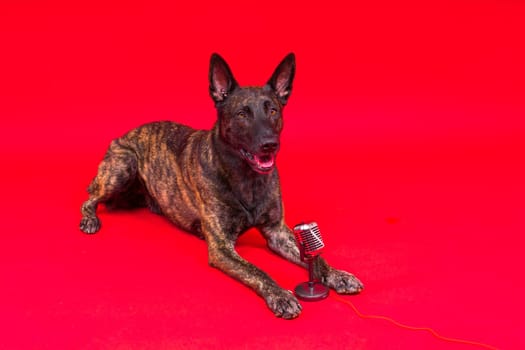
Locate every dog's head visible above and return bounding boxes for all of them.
[209,53,295,174]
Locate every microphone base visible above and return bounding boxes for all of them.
[294,281,330,301]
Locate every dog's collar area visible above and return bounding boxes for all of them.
[239,148,276,174]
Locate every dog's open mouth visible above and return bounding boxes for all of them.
[240,149,276,174]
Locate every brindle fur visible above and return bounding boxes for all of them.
[80,53,363,319]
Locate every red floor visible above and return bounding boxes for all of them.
[1,1,524,349]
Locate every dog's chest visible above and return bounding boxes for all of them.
[223,176,282,237]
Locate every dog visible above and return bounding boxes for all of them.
[80,53,363,319]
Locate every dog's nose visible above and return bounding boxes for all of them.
[260,141,279,153]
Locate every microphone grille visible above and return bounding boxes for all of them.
[293,222,325,255]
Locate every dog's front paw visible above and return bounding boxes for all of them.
[265,288,302,319]
[80,216,101,234]
[324,269,364,294]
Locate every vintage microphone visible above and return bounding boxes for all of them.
[293,222,330,301]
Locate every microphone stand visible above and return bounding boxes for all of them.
[294,245,330,301]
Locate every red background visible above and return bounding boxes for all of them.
[1,1,524,349]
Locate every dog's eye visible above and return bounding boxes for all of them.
[270,108,278,117]
[237,111,247,119]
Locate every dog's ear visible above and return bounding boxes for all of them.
[266,53,296,105]
[209,53,238,104]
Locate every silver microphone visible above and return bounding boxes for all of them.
[293,221,329,301]
[293,222,325,258]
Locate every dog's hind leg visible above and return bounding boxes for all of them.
[80,140,138,234]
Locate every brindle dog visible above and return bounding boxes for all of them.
[80,53,363,319]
